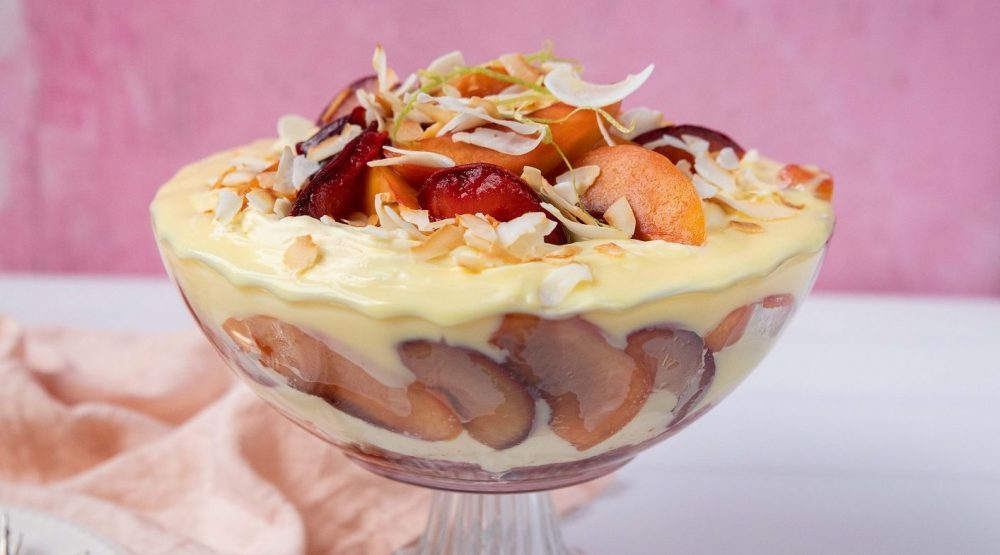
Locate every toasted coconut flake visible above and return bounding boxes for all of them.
[542,244,581,265]
[368,146,456,168]
[499,53,542,82]
[306,124,362,161]
[394,119,424,142]
[355,89,386,130]
[221,170,257,187]
[400,207,433,231]
[496,212,555,259]
[273,197,292,218]
[540,202,628,241]
[246,189,276,213]
[554,165,601,195]
[343,212,370,227]
[458,214,498,251]
[441,83,462,97]
[552,181,579,204]
[603,196,637,237]
[411,224,465,261]
[291,155,321,191]
[421,122,445,139]
[682,135,711,154]
[702,201,730,231]
[273,147,296,196]
[615,107,664,139]
[543,63,653,108]
[641,133,688,151]
[692,174,719,199]
[454,249,493,272]
[595,242,626,257]
[717,147,741,170]
[675,159,694,179]
[695,152,737,192]
[372,44,398,92]
[729,220,765,234]
[373,193,422,239]
[452,128,543,155]
[283,235,320,272]
[522,167,604,226]
[425,51,465,80]
[539,263,592,307]
[714,194,798,220]
[214,189,243,224]
[277,114,318,147]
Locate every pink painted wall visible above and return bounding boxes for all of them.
[0,0,997,295]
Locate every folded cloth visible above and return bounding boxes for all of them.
[0,316,607,554]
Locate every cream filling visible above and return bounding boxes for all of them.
[151,140,833,472]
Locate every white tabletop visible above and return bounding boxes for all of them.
[2,274,999,554]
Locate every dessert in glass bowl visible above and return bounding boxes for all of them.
[151,43,833,553]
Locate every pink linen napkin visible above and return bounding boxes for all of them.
[0,316,607,554]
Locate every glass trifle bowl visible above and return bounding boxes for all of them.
[151,45,834,553]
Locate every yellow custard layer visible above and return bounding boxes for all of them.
[151,140,834,325]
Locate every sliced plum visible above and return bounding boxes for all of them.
[316,75,378,126]
[223,316,461,441]
[290,130,387,220]
[625,327,716,422]
[419,163,565,243]
[398,340,535,450]
[490,314,653,451]
[705,294,797,352]
[633,124,745,166]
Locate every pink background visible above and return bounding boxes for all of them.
[0,0,997,295]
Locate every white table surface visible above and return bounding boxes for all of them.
[2,274,999,554]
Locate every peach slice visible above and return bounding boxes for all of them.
[578,144,706,245]
[392,103,618,183]
[362,166,420,215]
[778,164,835,202]
[490,314,653,451]
[704,294,797,352]
[625,327,715,422]
[398,340,535,450]
[223,316,461,441]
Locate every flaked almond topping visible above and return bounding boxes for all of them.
[411,224,465,261]
[246,189,275,213]
[729,220,764,234]
[214,189,243,224]
[273,197,292,218]
[595,242,626,256]
[283,235,320,271]
[603,196,637,238]
[539,263,592,306]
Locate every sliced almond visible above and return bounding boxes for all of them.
[283,235,320,271]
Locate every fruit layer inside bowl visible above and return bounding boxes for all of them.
[151,44,833,479]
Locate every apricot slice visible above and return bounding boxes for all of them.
[705,294,797,352]
[398,340,535,450]
[625,327,715,422]
[490,314,653,451]
[448,66,511,97]
[392,102,619,183]
[223,316,461,441]
[578,144,706,245]
[362,166,419,215]
[779,164,834,201]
